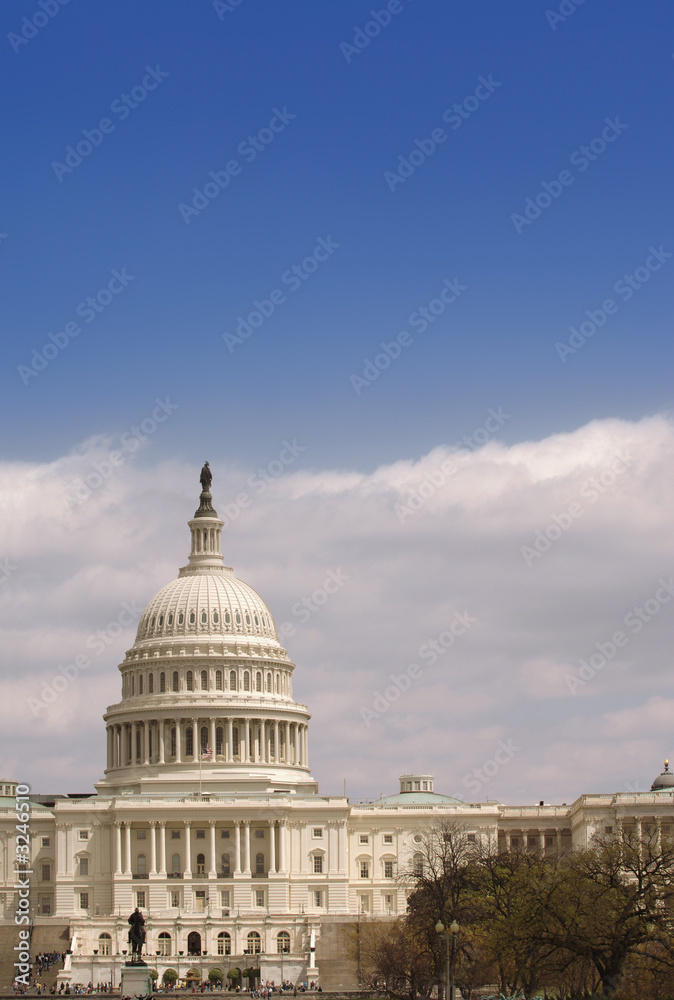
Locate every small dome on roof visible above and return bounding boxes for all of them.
[651,759,674,791]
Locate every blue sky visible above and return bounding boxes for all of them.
[2,1,674,800]
[2,0,673,470]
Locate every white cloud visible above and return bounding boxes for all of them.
[1,414,674,804]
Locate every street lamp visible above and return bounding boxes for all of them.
[435,920,459,1000]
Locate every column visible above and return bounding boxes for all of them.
[243,821,251,873]
[116,726,121,767]
[150,823,157,875]
[143,723,150,765]
[279,822,287,873]
[274,721,279,763]
[159,822,166,875]
[192,718,199,757]
[210,718,217,756]
[175,721,182,763]
[184,822,192,877]
[159,721,165,764]
[539,831,545,853]
[269,823,276,874]
[124,824,132,875]
[260,721,266,763]
[227,719,233,762]
[305,725,309,765]
[114,824,122,875]
[338,823,347,874]
[234,823,241,874]
[106,727,112,769]
[209,822,217,877]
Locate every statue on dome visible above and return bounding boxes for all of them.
[127,907,146,962]
[199,461,212,493]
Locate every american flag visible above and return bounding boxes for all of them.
[201,746,213,761]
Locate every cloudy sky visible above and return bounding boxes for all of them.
[1,1,673,803]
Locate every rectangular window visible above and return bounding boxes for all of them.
[221,890,230,907]
[383,834,393,845]
[41,898,51,915]
[137,829,146,839]
[604,826,613,834]
[41,837,51,848]
[359,894,370,912]
[41,864,51,882]
[79,858,89,876]
[79,892,89,910]
[196,830,205,839]
[171,830,180,839]
[78,830,89,841]
[467,833,476,842]
[384,861,394,878]
[313,828,323,839]
[360,861,369,878]
[314,891,323,908]
[313,855,323,874]
[359,834,369,845]
[195,890,206,913]
[384,893,394,912]
[545,836,554,846]
[221,830,230,838]
[170,891,180,908]
[136,891,146,908]
[255,890,265,907]
[255,829,265,839]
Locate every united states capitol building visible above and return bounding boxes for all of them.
[2,471,673,989]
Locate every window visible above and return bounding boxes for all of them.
[255,889,265,907]
[139,675,143,694]
[256,672,262,692]
[246,931,261,955]
[196,853,205,875]
[186,727,193,756]
[40,898,51,915]
[277,931,290,954]
[135,853,147,875]
[266,672,272,692]
[178,612,184,625]
[255,829,265,839]
[171,853,181,874]
[216,670,223,690]
[217,932,231,956]
[384,861,394,879]
[359,834,369,845]
[160,672,166,693]
[186,670,193,691]
[189,611,196,624]
[201,610,207,624]
[200,727,208,753]
[213,611,219,624]
[201,670,208,690]
[467,833,476,843]
[41,837,50,848]
[314,891,323,908]
[216,727,224,755]
[41,864,51,881]
[220,890,230,907]
[79,857,89,876]
[545,836,554,847]
[172,671,179,692]
[221,853,230,875]
[605,826,613,834]
[167,614,173,626]
[170,891,180,908]
[136,890,146,908]
[383,834,393,845]
[255,852,265,874]
[221,830,230,839]
[230,670,237,691]
[383,893,394,913]
[225,611,231,625]
[79,892,89,910]
[313,855,323,874]
[313,828,323,839]
[414,781,420,790]
[243,671,250,691]
[413,853,423,876]
[78,830,89,841]
[359,894,370,912]
[98,934,111,957]
[137,829,146,839]
[148,674,154,693]
[171,727,177,757]
[360,861,369,878]
[158,932,171,956]
[196,829,205,840]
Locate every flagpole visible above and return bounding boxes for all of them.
[199,747,202,797]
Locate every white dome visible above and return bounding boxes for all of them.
[136,571,279,643]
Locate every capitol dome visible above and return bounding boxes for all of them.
[651,759,674,791]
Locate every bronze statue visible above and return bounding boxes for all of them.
[199,461,212,492]
[127,907,146,961]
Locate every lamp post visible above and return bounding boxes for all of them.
[435,920,459,1000]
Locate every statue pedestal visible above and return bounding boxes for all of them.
[120,961,153,997]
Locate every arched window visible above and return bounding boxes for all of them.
[201,670,208,690]
[189,611,196,625]
[170,727,176,757]
[229,670,237,691]
[139,675,143,694]
[136,853,147,875]
[172,671,179,692]
[217,931,231,956]
[178,612,184,626]
[213,610,219,625]
[255,672,262,692]
[243,671,250,691]
[186,727,193,757]
[136,727,142,761]
[131,676,135,696]
[148,673,154,694]
[266,672,272,692]
[221,853,230,875]
[186,670,193,691]
[98,933,112,957]
[216,670,223,690]
[275,674,280,693]
[216,727,223,755]
[201,610,207,624]
[245,613,251,626]
[200,726,208,752]
[196,853,205,875]
[232,728,239,757]
[246,931,261,955]
[225,611,231,625]
[277,931,290,954]
[158,615,163,627]
[160,672,166,693]
[171,853,181,874]
[167,613,173,626]
[412,852,424,876]
[235,612,241,625]
[255,852,265,875]
[158,932,171,957]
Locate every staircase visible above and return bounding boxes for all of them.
[0,924,70,991]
